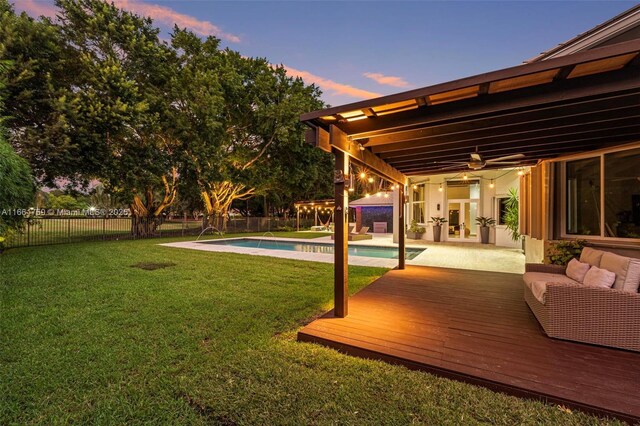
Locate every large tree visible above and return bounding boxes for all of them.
[1,0,181,235]
[169,29,324,229]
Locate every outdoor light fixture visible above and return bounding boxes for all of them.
[365,193,370,198]
[376,192,382,197]
[359,172,366,179]
[463,174,468,180]
[438,184,443,192]
[348,187,354,192]
[368,177,374,183]
[489,179,495,189]
[518,169,524,176]
[383,193,389,198]
[413,184,417,189]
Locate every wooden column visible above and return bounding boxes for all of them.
[296,208,300,231]
[334,148,349,317]
[398,185,406,270]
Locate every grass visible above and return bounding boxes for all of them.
[0,234,622,425]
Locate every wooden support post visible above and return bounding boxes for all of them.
[334,148,349,318]
[315,208,318,227]
[398,185,406,270]
[296,208,300,231]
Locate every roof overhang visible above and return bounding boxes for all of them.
[302,39,640,177]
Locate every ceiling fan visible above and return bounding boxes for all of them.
[435,151,526,171]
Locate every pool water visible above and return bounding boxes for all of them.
[199,238,424,260]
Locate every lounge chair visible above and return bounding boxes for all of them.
[348,226,372,241]
[330,226,373,241]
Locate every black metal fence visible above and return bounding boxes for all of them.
[5,216,315,248]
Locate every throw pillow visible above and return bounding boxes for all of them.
[565,258,591,283]
[583,266,616,289]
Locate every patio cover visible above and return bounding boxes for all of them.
[302,39,640,177]
[300,39,640,318]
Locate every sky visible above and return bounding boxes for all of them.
[13,0,638,107]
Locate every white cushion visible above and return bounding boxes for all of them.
[565,258,591,283]
[580,247,604,268]
[530,281,548,304]
[523,272,580,289]
[583,266,616,288]
[600,252,640,293]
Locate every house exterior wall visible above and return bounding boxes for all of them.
[406,169,522,247]
[521,143,640,263]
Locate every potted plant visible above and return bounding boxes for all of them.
[428,216,447,242]
[475,216,496,244]
[406,219,426,240]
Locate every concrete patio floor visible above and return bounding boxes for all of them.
[312,233,525,274]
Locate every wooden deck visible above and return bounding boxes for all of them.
[298,266,640,423]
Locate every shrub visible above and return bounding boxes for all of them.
[546,240,588,265]
[0,136,36,249]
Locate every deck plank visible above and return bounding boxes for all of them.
[297,265,640,423]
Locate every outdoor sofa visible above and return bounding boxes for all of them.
[523,247,640,352]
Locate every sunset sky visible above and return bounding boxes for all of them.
[14,0,637,107]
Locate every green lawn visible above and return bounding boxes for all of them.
[1,234,620,425]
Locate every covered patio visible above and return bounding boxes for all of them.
[298,39,640,422]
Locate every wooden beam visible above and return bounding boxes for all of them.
[357,93,640,147]
[333,148,349,318]
[328,125,407,185]
[376,123,640,160]
[340,67,640,137]
[397,185,405,270]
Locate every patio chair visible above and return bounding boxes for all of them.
[348,226,372,241]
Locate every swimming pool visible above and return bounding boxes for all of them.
[198,238,425,260]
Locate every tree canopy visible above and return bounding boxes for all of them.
[0,0,332,231]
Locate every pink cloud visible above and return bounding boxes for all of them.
[363,72,411,88]
[16,0,240,43]
[283,65,382,100]
[111,0,240,43]
[13,0,57,18]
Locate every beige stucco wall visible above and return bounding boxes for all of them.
[407,169,523,248]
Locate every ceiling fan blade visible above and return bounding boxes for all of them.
[470,153,482,161]
[486,154,526,163]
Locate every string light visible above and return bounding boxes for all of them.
[368,177,374,183]
[365,193,370,198]
[348,187,354,192]
[517,169,524,176]
[383,192,389,198]
[376,192,382,197]
[412,184,418,189]
[359,172,366,179]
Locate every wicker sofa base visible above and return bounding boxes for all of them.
[523,265,640,353]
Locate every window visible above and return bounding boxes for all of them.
[411,184,425,223]
[566,157,601,236]
[496,197,509,225]
[604,148,640,238]
[563,147,640,240]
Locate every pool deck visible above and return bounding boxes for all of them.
[161,234,525,273]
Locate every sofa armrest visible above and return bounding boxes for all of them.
[544,283,640,351]
[525,263,567,274]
